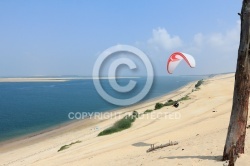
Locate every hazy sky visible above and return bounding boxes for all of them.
[0,0,241,77]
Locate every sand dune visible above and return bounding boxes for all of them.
[1,73,249,166]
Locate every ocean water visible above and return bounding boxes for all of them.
[0,76,205,142]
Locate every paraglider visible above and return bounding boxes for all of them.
[167,52,195,74]
[173,101,179,108]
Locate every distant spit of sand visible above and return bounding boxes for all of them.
[0,77,140,82]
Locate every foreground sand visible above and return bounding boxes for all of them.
[1,73,250,166]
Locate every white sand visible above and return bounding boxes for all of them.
[1,73,249,166]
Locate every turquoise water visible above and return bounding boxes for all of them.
[0,76,205,142]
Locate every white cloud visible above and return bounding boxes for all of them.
[147,28,182,51]
[188,21,240,56]
[184,20,240,74]
[193,33,203,46]
[135,21,240,75]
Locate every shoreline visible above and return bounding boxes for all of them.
[0,73,242,166]
[0,76,203,150]
[0,117,103,152]
[0,77,141,82]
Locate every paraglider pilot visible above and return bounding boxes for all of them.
[173,101,179,108]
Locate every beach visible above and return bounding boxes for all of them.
[1,73,249,166]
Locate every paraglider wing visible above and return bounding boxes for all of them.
[167,52,195,74]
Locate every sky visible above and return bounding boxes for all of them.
[0,0,242,77]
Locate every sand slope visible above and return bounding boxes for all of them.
[1,73,250,166]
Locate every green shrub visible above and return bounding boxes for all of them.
[98,115,136,136]
[164,100,175,106]
[116,115,135,128]
[155,102,164,110]
[164,96,190,107]
[69,140,81,145]
[132,111,139,118]
[195,79,204,88]
[58,140,82,152]
[178,95,190,101]
[58,145,70,152]
[144,109,153,114]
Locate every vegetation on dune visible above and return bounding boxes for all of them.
[132,110,139,118]
[155,102,164,110]
[177,95,190,102]
[58,140,82,152]
[144,109,153,114]
[195,79,204,88]
[98,84,195,137]
[164,99,175,106]
[98,114,137,136]
[168,99,174,102]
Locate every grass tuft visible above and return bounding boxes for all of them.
[144,109,153,114]
[164,100,175,106]
[98,115,137,136]
[195,79,204,88]
[58,140,82,152]
[178,95,190,102]
[155,102,164,110]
